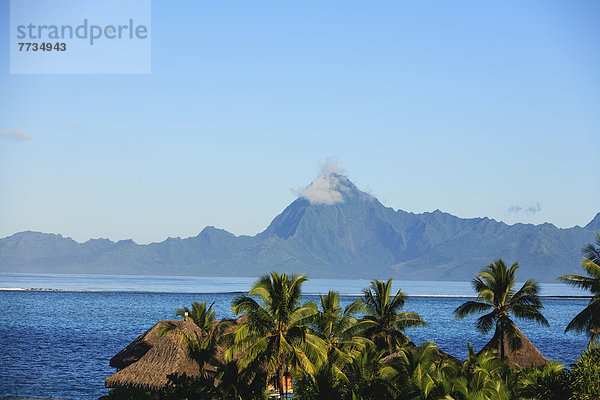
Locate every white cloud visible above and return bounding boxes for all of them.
[0,128,32,141]
[295,160,347,205]
[508,202,541,214]
[320,159,345,176]
[69,123,90,136]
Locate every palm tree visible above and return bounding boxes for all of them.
[310,291,368,356]
[559,232,600,347]
[175,301,216,331]
[392,343,456,400]
[360,279,428,355]
[450,343,512,400]
[227,272,326,399]
[568,345,600,399]
[159,300,218,339]
[163,302,247,398]
[517,362,570,400]
[454,259,549,360]
[294,292,370,400]
[344,343,398,400]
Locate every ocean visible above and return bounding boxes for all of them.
[0,273,592,400]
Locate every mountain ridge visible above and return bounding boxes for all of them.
[0,173,597,282]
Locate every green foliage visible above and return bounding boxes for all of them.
[163,371,267,400]
[228,272,326,399]
[213,359,268,400]
[360,279,428,355]
[569,346,600,400]
[454,259,548,359]
[344,343,398,400]
[293,363,352,400]
[392,343,456,400]
[176,301,217,331]
[111,270,600,400]
[308,291,370,368]
[164,373,216,400]
[559,232,600,347]
[98,387,153,400]
[517,363,571,400]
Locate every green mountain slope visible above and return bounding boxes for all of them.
[0,174,597,281]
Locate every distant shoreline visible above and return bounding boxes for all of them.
[0,287,592,300]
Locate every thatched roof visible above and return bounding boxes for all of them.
[478,324,550,368]
[105,319,204,391]
[110,320,181,370]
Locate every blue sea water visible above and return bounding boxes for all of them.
[0,273,592,400]
[0,273,587,296]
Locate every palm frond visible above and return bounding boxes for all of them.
[249,274,276,307]
[233,333,272,371]
[565,298,600,333]
[511,304,549,326]
[501,319,522,353]
[476,312,496,334]
[472,276,490,295]
[557,274,598,292]
[510,279,542,304]
[581,233,600,265]
[175,306,190,319]
[454,301,492,319]
[581,259,600,282]
[394,312,429,330]
[343,298,364,316]
[289,303,319,327]
[388,287,407,312]
[232,295,262,315]
[360,290,380,318]
[157,321,177,337]
[476,288,496,304]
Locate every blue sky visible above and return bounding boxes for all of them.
[1,1,599,244]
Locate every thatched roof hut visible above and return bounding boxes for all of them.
[478,324,550,368]
[105,319,204,392]
[110,320,182,370]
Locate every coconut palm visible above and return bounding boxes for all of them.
[568,345,600,399]
[517,362,570,400]
[159,300,218,339]
[454,259,549,360]
[163,302,246,398]
[310,291,368,356]
[558,232,600,347]
[360,279,428,355]
[450,343,512,400]
[175,301,216,331]
[344,343,398,400]
[392,343,456,400]
[293,292,369,400]
[293,361,352,400]
[227,272,326,399]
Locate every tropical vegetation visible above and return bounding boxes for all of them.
[102,234,600,399]
[559,232,600,347]
[226,272,326,399]
[454,259,549,360]
[360,279,428,355]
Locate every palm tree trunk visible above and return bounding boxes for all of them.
[386,333,394,355]
[278,368,285,399]
[499,325,505,360]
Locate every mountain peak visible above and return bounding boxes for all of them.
[586,212,600,230]
[295,164,373,205]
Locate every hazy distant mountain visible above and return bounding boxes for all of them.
[1,173,598,282]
